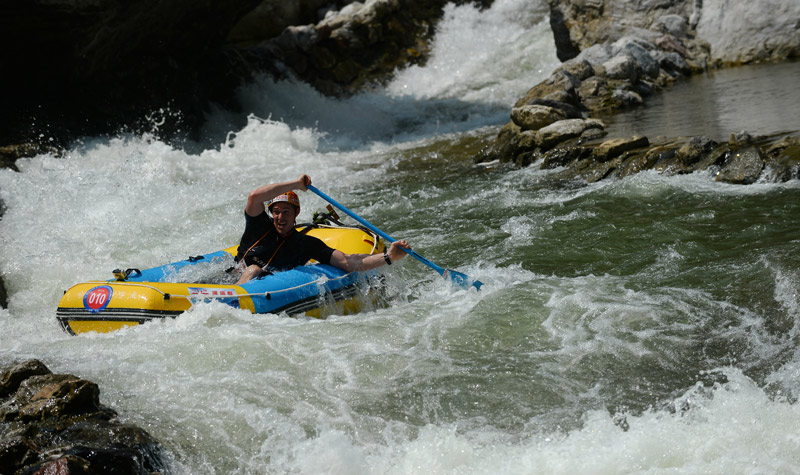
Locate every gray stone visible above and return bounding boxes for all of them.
[611,88,643,107]
[593,136,650,162]
[604,55,637,81]
[511,105,568,131]
[537,119,606,149]
[653,14,689,37]
[695,0,800,64]
[716,147,765,184]
[612,37,661,79]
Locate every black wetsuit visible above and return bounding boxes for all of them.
[235,211,334,271]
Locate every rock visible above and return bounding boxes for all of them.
[575,43,615,67]
[548,0,799,67]
[576,75,611,110]
[615,144,675,178]
[676,136,718,168]
[547,0,702,61]
[604,54,637,81]
[1,0,265,147]
[653,49,691,76]
[653,14,689,38]
[537,118,606,150]
[0,359,51,399]
[557,58,596,81]
[0,279,6,310]
[542,146,592,169]
[716,146,765,184]
[0,360,165,475]
[764,136,800,182]
[227,0,337,46]
[1,0,464,151]
[511,105,568,131]
[655,34,689,57]
[593,135,650,162]
[528,99,585,120]
[255,0,458,96]
[614,37,661,79]
[23,456,91,475]
[515,69,583,109]
[695,0,800,64]
[610,88,643,108]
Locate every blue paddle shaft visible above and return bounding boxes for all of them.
[306,185,482,290]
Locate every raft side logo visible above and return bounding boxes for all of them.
[188,287,240,309]
[83,285,113,313]
[188,287,236,298]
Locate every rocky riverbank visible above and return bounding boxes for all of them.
[0,359,165,474]
[475,0,800,182]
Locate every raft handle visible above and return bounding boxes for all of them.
[112,268,142,281]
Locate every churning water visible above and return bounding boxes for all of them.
[2,0,800,473]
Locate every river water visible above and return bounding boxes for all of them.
[2,0,800,473]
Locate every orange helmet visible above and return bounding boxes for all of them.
[267,191,300,211]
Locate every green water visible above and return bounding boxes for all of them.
[366,128,800,430]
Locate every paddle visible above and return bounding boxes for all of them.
[306,184,483,290]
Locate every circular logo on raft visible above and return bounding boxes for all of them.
[83,285,113,313]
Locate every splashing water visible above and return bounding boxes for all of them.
[2,0,800,473]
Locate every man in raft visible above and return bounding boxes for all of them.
[235,174,411,285]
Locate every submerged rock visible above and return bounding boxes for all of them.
[0,359,165,474]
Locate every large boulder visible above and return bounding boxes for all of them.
[0,359,165,474]
[228,0,349,46]
[547,0,800,66]
[716,146,766,185]
[695,0,800,64]
[250,0,470,96]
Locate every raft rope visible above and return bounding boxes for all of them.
[84,270,366,305]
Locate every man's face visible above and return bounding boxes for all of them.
[270,203,298,236]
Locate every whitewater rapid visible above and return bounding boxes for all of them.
[3,0,800,473]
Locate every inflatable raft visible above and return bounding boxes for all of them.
[57,224,386,335]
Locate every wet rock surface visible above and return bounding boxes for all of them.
[0,359,166,475]
[249,0,460,97]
